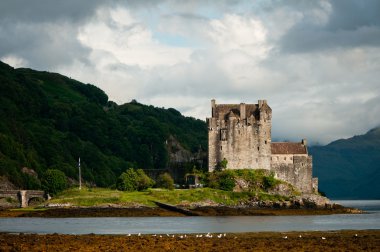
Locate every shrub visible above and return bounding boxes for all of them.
[116,168,154,191]
[41,169,67,195]
[206,170,236,191]
[263,172,279,189]
[135,169,155,190]
[215,158,228,171]
[156,173,174,190]
[218,171,236,191]
[116,168,138,191]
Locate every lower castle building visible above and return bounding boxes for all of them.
[207,99,318,193]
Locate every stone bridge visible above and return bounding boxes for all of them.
[0,190,48,208]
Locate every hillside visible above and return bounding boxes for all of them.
[0,61,207,188]
[310,127,380,199]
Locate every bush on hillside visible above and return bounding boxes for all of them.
[135,169,155,190]
[156,173,174,190]
[41,169,67,195]
[116,168,154,191]
[206,169,282,192]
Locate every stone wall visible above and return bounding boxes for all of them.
[271,155,313,193]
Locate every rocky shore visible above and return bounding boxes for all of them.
[1,230,379,251]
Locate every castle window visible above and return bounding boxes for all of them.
[220,146,222,150]
[265,140,267,144]
[284,157,286,160]
[257,147,260,151]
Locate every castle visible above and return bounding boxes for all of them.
[207,99,318,193]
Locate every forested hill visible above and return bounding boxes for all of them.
[0,61,207,188]
[310,127,380,199]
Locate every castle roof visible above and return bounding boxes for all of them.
[271,142,307,155]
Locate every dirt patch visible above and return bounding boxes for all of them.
[0,205,361,218]
[0,230,379,251]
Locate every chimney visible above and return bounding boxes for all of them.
[240,103,246,120]
[302,139,307,146]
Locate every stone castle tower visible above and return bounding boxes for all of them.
[207,99,272,171]
[207,99,318,193]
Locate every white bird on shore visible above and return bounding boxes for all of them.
[355,234,358,237]
[223,233,226,237]
[299,235,302,238]
[199,234,202,238]
[138,233,141,236]
[152,234,156,237]
[321,237,326,240]
[283,236,288,239]
[127,234,131,237]
[179,235,183,239]
[217,234,222,238]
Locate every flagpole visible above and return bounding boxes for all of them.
[78,157,82,190]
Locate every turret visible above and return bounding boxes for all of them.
[211,99,216,118]
[240,103,246,120]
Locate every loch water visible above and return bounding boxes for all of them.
[0,200,379,234]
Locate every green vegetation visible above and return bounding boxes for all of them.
[116,168,154,191]
[207,169,282,192]
[156,173,174,190]
[0,61,207,189]
[47,187,290,207]
[41,169,67,195]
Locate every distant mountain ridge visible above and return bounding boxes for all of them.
[0,61,207,188]
[310,127,380,199]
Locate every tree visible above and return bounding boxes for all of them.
[135,169,155,191]
[116,168,154,191]
[156,173,174,190]
[41,169,67,195]
[215,158,228,171]
[116,168,138,191]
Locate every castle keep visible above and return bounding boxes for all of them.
[207,99,318,193]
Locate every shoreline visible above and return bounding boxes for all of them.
[0,205,362,218]
[0,230,379,251]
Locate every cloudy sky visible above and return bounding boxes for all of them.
[1,0,379,144]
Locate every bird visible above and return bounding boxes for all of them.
[321,237,326,240]
[223,233,226,237]
[354,234,358,237]
[217,234,222,238]
[127,234,131,237]
[159,235,162,238]
[299,235,302,238]
[152,234,156,237]
[283,236,288,239]
[179,235,183,239]
[138,233,141,236]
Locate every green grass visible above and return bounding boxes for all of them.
[47,187,291,207]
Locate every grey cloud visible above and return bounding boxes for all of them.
[0,0,104,24]
[280,0,380,53]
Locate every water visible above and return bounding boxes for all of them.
[0,200,379,234]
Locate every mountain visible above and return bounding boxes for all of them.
[310,127,380,199]
[0,61,207,188]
